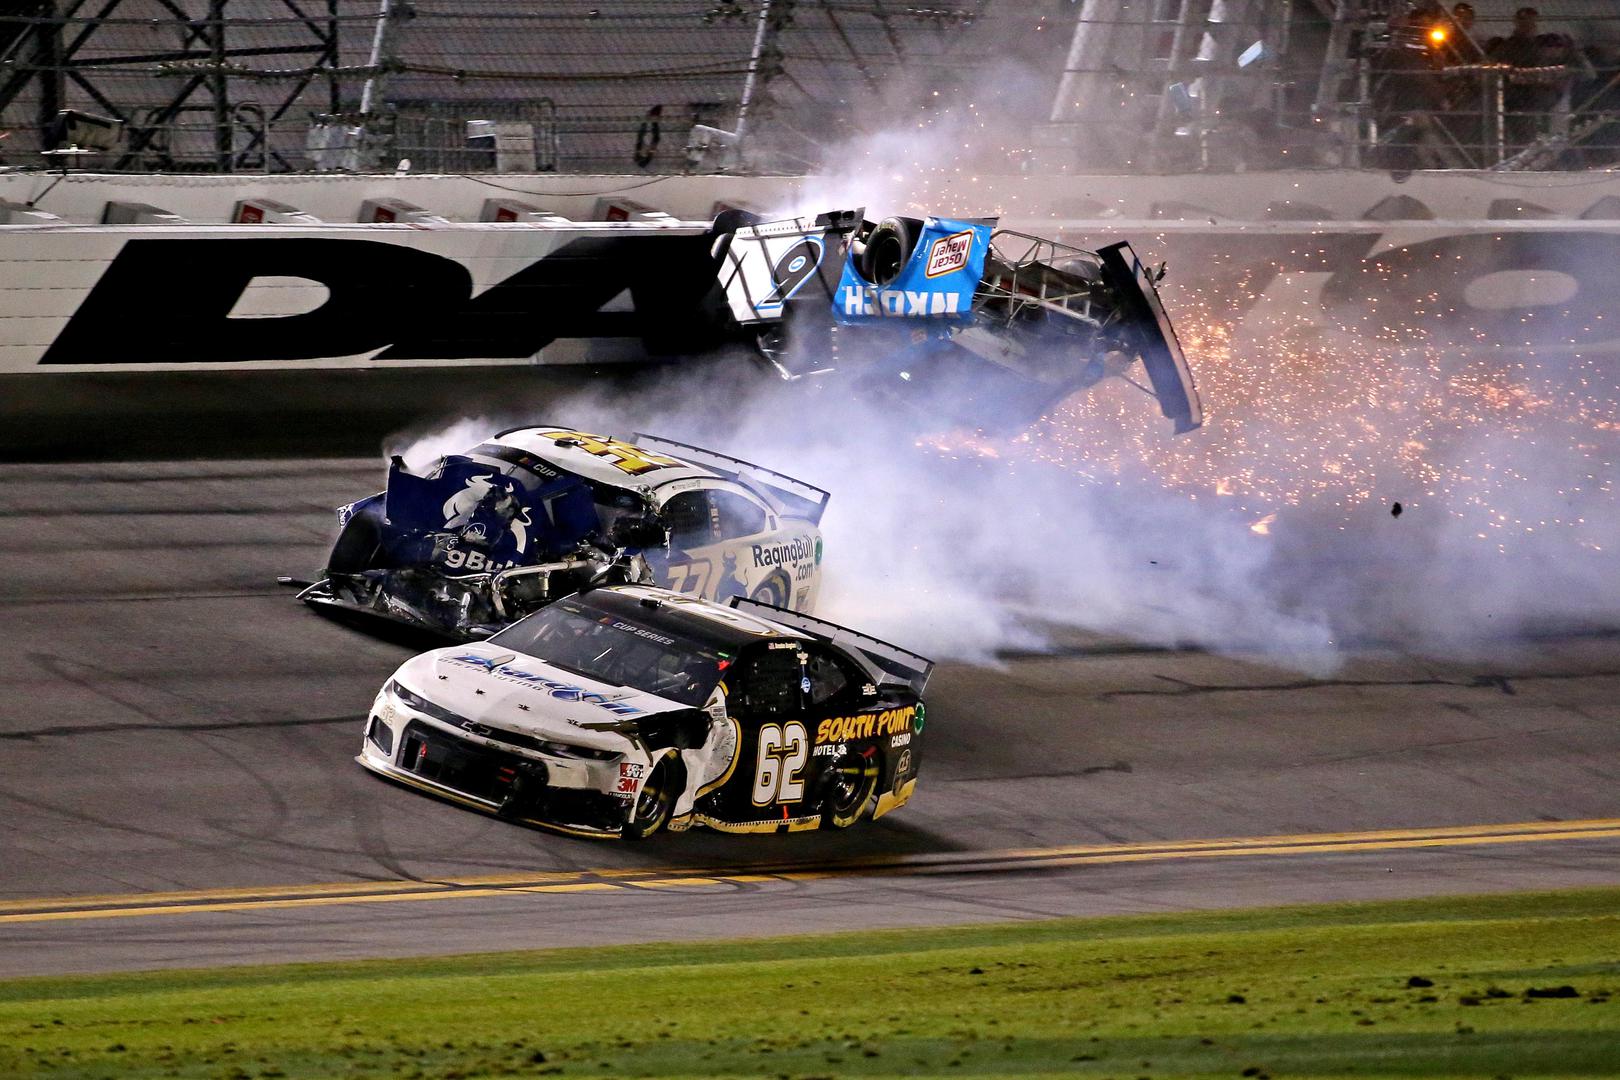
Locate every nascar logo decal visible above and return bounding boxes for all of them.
[924,230,974,278]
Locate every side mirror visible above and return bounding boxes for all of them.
[611,515,668,550]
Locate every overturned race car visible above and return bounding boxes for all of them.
[290,427,828,640]
[718,208,1204,434]
[360,585,932,839]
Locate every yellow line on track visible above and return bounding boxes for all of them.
[3,818,1617,926]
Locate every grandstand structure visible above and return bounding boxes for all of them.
[0,0,1616,175]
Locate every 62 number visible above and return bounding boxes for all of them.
[751,721,809,806]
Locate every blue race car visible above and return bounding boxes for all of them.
[716,209,1203,434]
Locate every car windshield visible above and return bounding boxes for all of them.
[491,598,725,708]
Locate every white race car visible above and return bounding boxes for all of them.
[360,584,933,839]
[295,428,828,639]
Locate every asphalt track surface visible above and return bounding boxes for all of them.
[3,457,1620,977]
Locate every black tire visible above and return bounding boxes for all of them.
[861,216,922,286]
[623,757,679,840]
[326,502,385,574]
[749,573,791,609]
[820,751,879,829]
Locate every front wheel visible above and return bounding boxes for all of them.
[623,758,678,840]
[820,751,879,830]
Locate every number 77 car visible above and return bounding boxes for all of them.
[359,584,932,839]
[290,427,828,641]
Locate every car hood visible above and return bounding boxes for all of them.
[391,643,688,752]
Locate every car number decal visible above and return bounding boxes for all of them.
[751,721,809,806]
[536,431,686,476]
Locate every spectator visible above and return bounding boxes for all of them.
[1432,0,1489,158]
[1371,2,1466,170]
[1487,7,1559,153]
[1440,3,1485,64]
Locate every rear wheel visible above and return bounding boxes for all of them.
[821,751,879,829]
[623,758,678,840]
[862,216,922,286]
[749,573,791,609]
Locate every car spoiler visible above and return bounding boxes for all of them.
[1095,241,1204,434]
[729,596,934,696]
[632,433,829,527]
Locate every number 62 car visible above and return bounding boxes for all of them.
[359,584,932,839]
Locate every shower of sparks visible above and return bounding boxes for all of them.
[804,82,1618,564]
[928,264,1619,560]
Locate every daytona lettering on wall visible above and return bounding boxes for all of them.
[1056,228,1620,351]
[39,233,729,365]
[17,224,1620,371]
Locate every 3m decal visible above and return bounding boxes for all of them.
[815,706,916,745]
[616,761,645,799]
[925,230,974,278]
[538,431,685,476]
[752,721,809,806]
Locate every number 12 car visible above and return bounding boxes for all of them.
[360,584,932,839]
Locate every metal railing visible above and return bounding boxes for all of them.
[2,2,1617,175]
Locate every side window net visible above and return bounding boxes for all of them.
[805,649,851,707]
[712,490,767,541]
[663,491,717,549]
[733,651,800,715]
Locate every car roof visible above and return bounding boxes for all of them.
[567,585,811,651]
[491,427,720,491]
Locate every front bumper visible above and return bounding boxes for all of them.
[361,697,636,839]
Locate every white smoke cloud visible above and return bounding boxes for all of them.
[386,358,1342,671]
[390,415,503,473]
[384,54,1618,673]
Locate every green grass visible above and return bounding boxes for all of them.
[3,888,1620,1079]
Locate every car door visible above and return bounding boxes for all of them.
[719,644,812,822]
[655,483,777,604]
[800,642,870,756]
[706,483,820,611]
